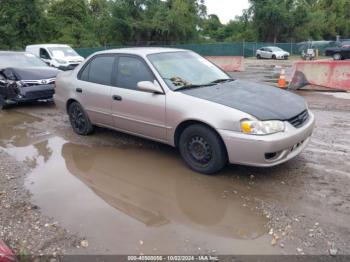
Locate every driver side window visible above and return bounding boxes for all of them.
[116,56,155,90]
[39,48,51,59]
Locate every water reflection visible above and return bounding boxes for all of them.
[0,111,53,168]
[0,111,271,254]
[61,142,266,240]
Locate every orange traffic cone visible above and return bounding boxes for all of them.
[278,67,287,88]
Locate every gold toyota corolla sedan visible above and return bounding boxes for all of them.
[54,48,315,174]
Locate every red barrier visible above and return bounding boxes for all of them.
[0,240,16,262]
[289,60,350,91]
[205,56,245,72]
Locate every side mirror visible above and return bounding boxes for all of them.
[137,81,163,94]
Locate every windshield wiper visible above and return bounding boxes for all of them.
[174,83,215,92]
[210,78,235,84]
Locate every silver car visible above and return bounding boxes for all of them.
[256,46,290,60]
[54,48,315,174]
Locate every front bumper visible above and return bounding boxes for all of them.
[218,111,315,167]
[276,55,289,60]
[15,84,55,102]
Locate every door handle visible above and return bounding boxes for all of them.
[76,88,82,93]
[112,95,122,101]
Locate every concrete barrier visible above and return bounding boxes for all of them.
[205,56,245,72]
[0,240,15,262]
[289,60,350,91]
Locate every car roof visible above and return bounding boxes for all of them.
[95,47,189,56]
[26,44,70,48]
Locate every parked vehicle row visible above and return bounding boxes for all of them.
[0,44,85,109]
[0,45,315,174]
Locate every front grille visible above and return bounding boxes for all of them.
[288,110,309,128]
[22,78,55,86]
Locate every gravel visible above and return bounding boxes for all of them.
[0,150,81,257]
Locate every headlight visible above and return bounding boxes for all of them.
[55,59,67,64]
[241,120,285,135]
[15,81,23,87]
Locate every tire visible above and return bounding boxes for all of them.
[256,54,261,59]
[179,124,227,175]
[333,53,342,60]
[68,101,94,135]
[272,55,276,60]
[0,96,8,110]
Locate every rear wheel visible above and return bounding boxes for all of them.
[333,53,342,60]
[179,124,227,175]
[68,101,94,135]
[272,55,276,60]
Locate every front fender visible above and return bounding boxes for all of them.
[165,92,252,146]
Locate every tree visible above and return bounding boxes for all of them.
[90,0,113,46]
[46,0,98,47]
[0,0,46,49]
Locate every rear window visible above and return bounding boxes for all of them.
[79,55,115,86]
[0,53,48,68]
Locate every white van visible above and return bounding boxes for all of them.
[25,44,84,70]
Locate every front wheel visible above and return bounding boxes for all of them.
[272,55,276,60]
[0,96,8,110]
[333,53,342,60]
[179,124,227,175]
[68,101,94,135]
[256,54,261,59]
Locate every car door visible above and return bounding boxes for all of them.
[344,46,350,59]
[265,48,273,58]
[260,48,267,58]
[75,54,115,127]
[111,55,167,142]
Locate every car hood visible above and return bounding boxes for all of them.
[53,56,84,62]
[180,80,307,121]
[7,67,60,80]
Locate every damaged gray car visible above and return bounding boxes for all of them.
[0,51,59,109]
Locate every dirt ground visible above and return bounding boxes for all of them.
[0,59,349,258]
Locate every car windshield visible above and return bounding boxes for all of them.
[269,47,283,52]
[148,51,231,90]
[48,46,79,58]
[0,53,48,68]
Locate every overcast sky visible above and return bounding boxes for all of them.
[205,0,250,24]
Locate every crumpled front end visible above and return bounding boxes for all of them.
[14,78,55,102]
[0,70,55,104]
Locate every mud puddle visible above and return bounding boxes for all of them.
[0,111,277,255]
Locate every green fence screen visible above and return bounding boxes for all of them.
[75,41,332,58]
